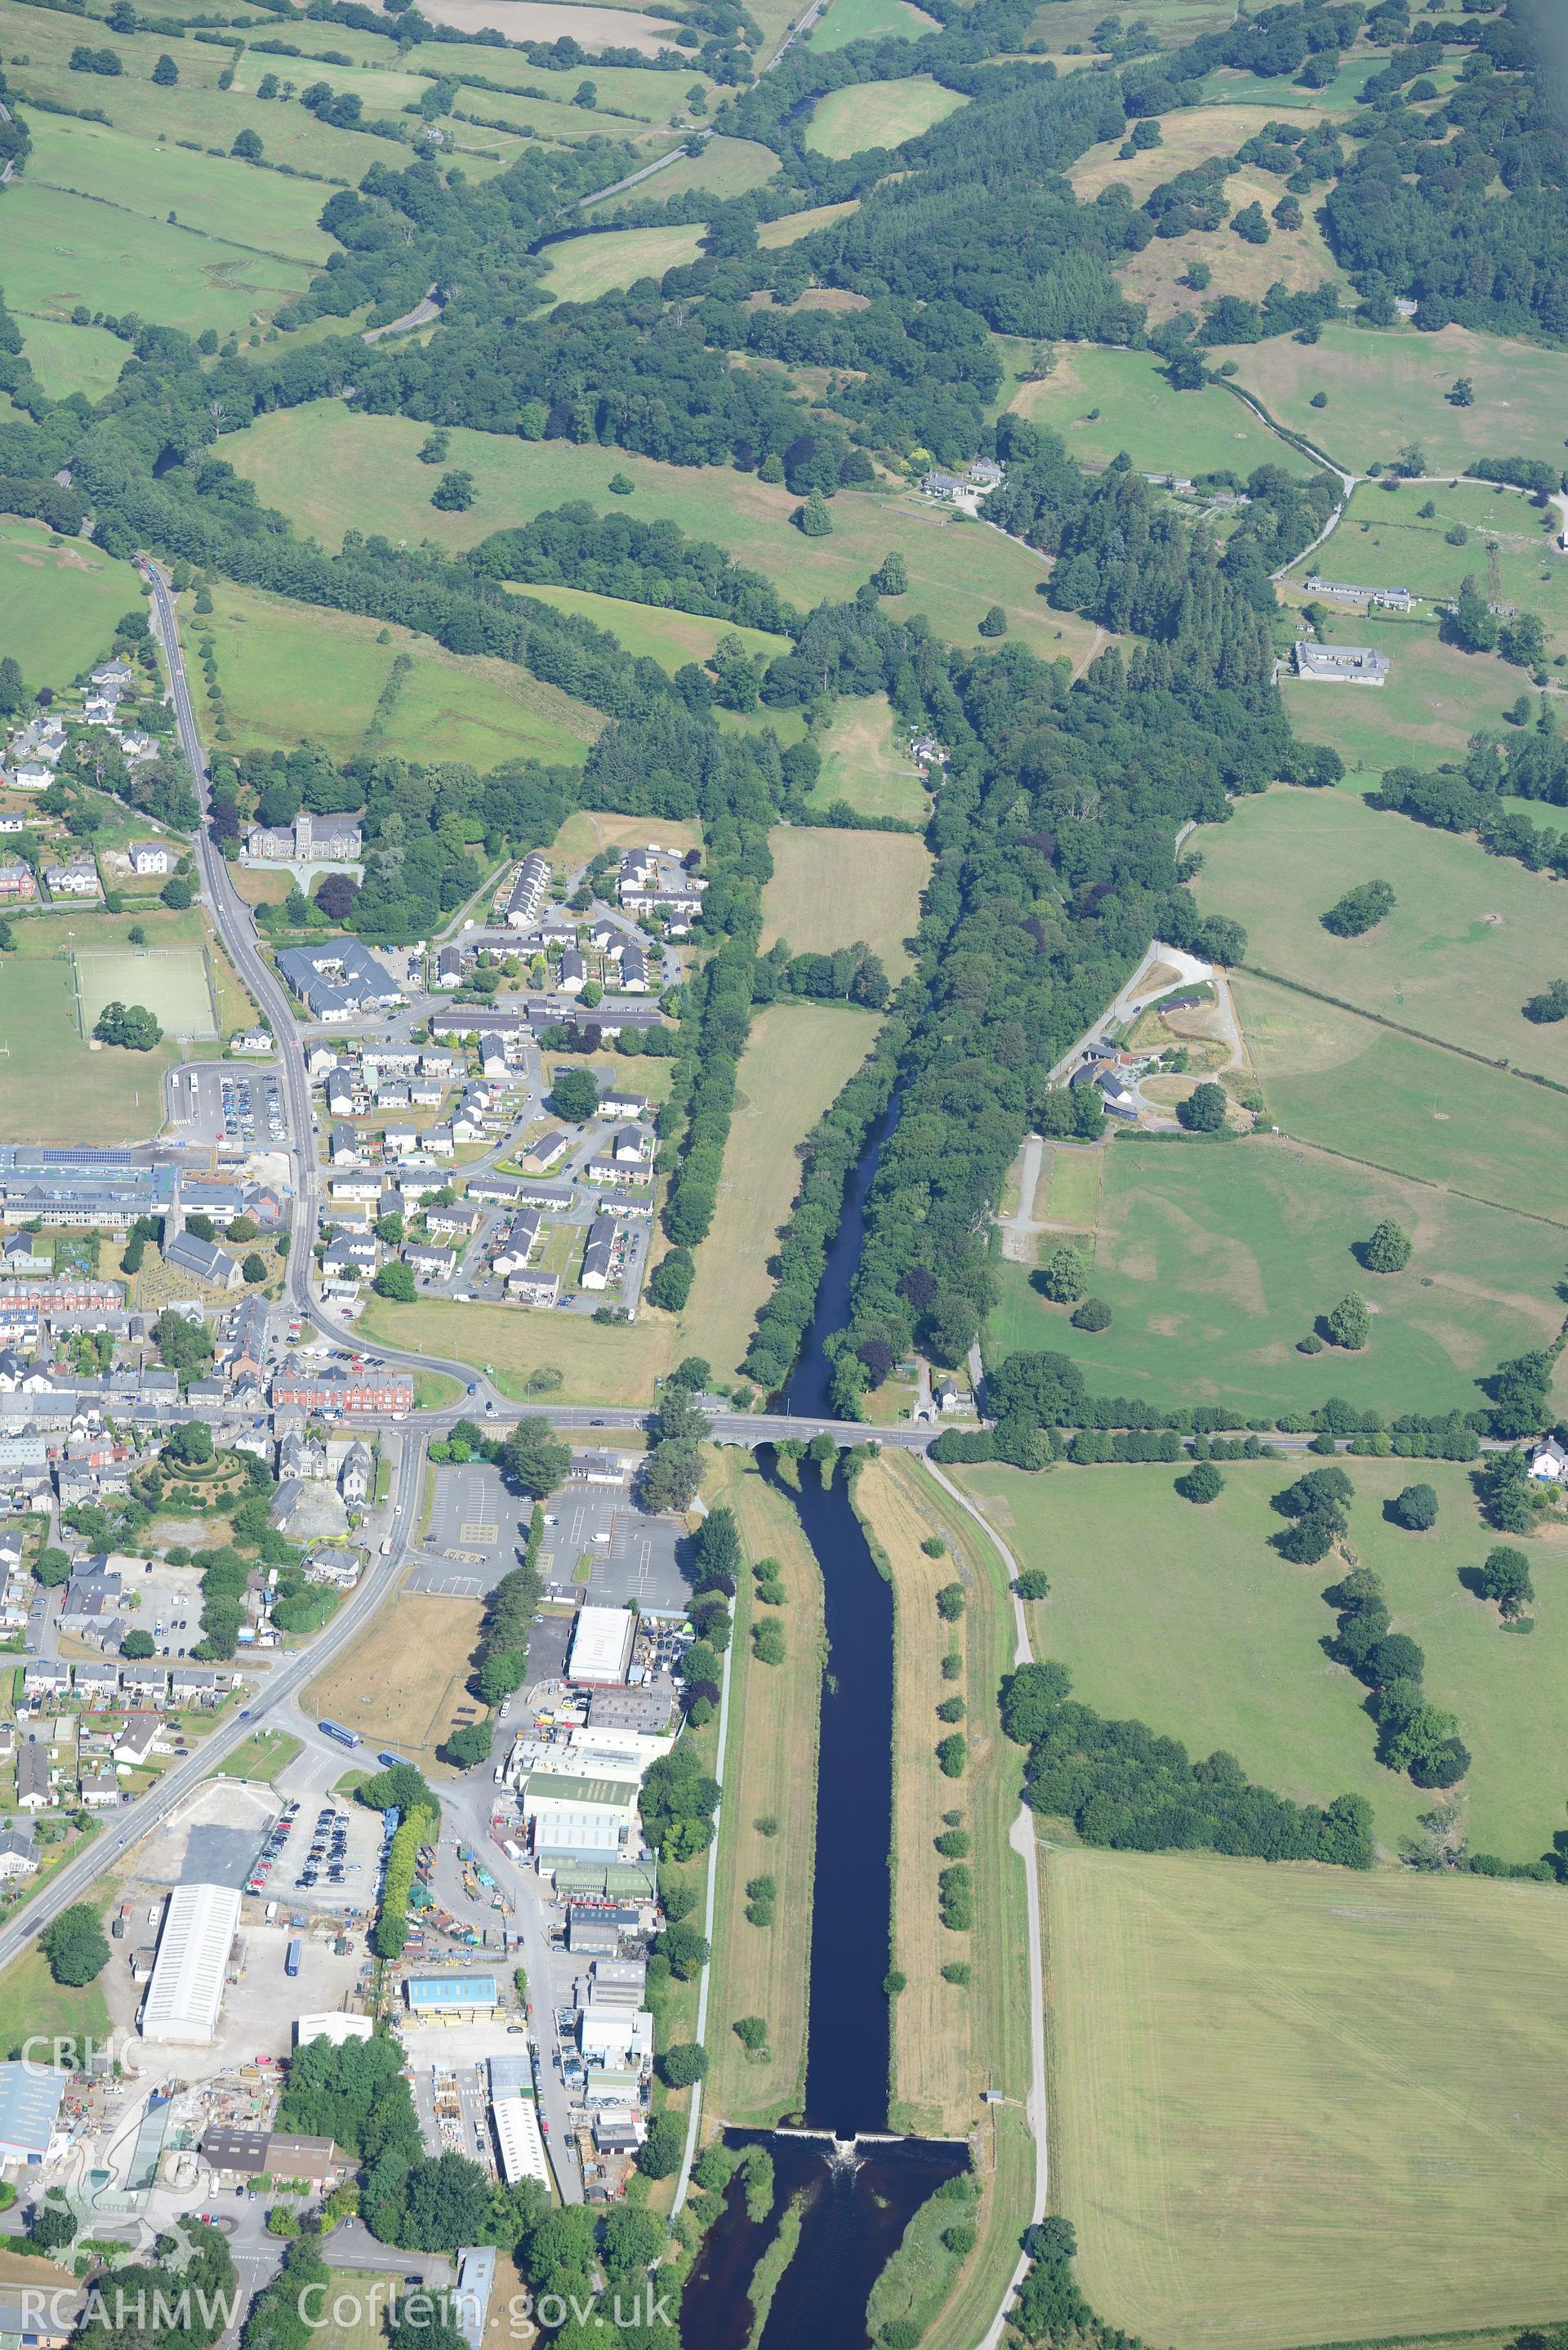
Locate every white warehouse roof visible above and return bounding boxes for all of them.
[492,2091,550,2188]
[295,2013,374,2048]
[140,1883,241,2045]
[568,1605,635,1686]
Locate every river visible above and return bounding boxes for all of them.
[681,1101,969,2350]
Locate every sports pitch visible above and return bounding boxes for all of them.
[74,947,217,1040]
[1046,1846,1568,2350]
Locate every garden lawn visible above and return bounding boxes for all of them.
[0,519,141,690]
[804,76,966,158]
[1195,786,1568,1081]
[808,0,937,46]
[224,402,1102,663]
[1287,478,1568,656]
[1234,971,1568,1224]
[760,826,929,978]
[205,582,604,765]
[960,1452,1568,1860]
[682,1004,877,1380]
[357,1292,675,1405]
[1221,319,1568,478]
[594,136,780,215]
[1045,1845,1568,2350]
[1279,611,1542,783]
[305,1593,483,1777]
[0,179,314,340]
[989,1130,1560,1419]
[808,694,929,820]
[509,582,788,672]
[1008,345,1311,479]
[538,224,706,304]
[703,1452,824,2126]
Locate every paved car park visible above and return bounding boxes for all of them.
[412,1463,688,1611]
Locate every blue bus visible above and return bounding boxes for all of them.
[377,1750,412,1770]
[318,1719,362,1749]
[285,1939,302,1978]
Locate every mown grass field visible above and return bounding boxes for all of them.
[74,944,216,1039]
[358,1291,675,1404]
[1045,1846,1568,2350]
[595,134,781,215]
[961,1453,1568,1861]
[0,1939,110,2064]
[858,1456,1038,2350]
[1281,610,1540,782]
[808,695,929,820]
[0,518,139,689]
[26,114,332,262]
[1234,970,1568,1224]
[703,1452,824,2127]
[988,1131,1561,1420]
[511,582,788,673]
[205,581,604,766]
[225,401,1103,663]
[808,0,936,47]
[0,952,177,1143]
[538,223,705,304]
[682,1004,877,1380]
[1008,345,1308,479]
[1223,319,1568,476]
[1195,787,1568,1080]
[760,826,930,977]
[305,1592,483,1775]
[805,75,966,157]
[1289,478,1568,653]
[16,316,129,401]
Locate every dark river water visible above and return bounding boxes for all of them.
[681,1103,969,2350]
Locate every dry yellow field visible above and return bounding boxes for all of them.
[760,826,931,978]
[681,1004,879,1379]
[1068,104,1293,201]
[1046,1846,1568,2350]
[357,1293,677,1406]
[305,1592,484,1773]
[548,807,702,862]
[703,1454,825,2127]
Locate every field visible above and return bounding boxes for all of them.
[0,951,177,1143]
[25,116,332,265]
[305,1591,484,1775]
[357,1291,675,1404]
[756,199,859,248]
[412,0,679,51]
[857,1456,1037,2350]
[16,317,129,403]
[1067,102,1290,203]
[1045,1846,1568,2350]
[760,827,931,976]
[204,582,604,766]
[224,401,1104,664]
[74,945,216,1041]
[682,1004,877,1379]
[1288,478,1568,654]
[1281,608,1541,782]
[804,76,967,158]
[538,224,706,305]
[1008,345,1311,480]
[1116,163,1351,323]
[808,695,929,820]
[703,1452,824,2126]
[1222,320,1568,477]
[0,1939,111,2065]
[214,1728,303,1782]
[0,178,316,341]
[964,1453,1568,1859]
[1194,787,1568,1081]
[1234,970,1568,1224]
[548,806,702,862]
[510,582,788,674]
[808,0,937,47]
[988,1131,1561,1420]
[595,136,781,216]
[1022,0,1232,48]
[292,2272,401,2350]
[0,519,142,692]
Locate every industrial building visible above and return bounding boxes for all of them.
[488,2056,550,2189]
[523,1772,639,1864]
[453,2249,497,2350]
[139,1882,242,2046]
[0,2062,66,2164]
[567,1606,636,1687]
[295,2013,374,2049]
[403,1974,499,2017]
